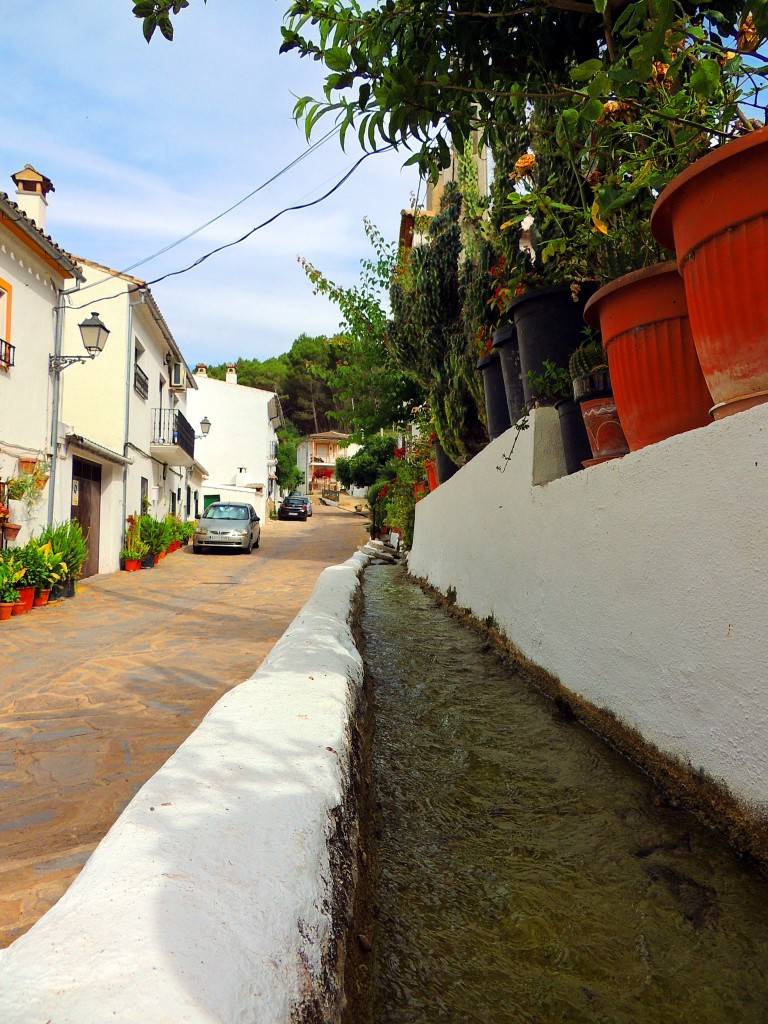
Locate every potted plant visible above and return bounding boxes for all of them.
[0,556,24,620]
[525,359,592,476]
[584,261,713,449]
[569,337,629,466]
[139,515,166,565]
[121,514,149,570]
[650,127,768,418]
[39,520,87,598]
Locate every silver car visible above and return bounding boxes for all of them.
[193,502,261,554]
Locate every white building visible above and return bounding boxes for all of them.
[186,364,280,522]
[0,165,84,545]
[53,259,204,576]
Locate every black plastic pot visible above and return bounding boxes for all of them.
[507,282,599,407]
[491,322,525,423]
[555,398,592,475]
[476,351,512,440]
[434,439,459,484]
[141,553,155,569]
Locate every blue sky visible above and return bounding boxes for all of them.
[0,1,419,365]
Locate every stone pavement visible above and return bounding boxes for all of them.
[0,503,368,947]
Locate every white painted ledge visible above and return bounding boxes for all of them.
[409,404,768,812]
[0,550,373,1024]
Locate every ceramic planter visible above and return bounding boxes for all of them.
[651,127,768,418]
[0,603,14,621]
[491,322,525,423]
[476,351,512,440]
[584,262,712,450]
[507,282,599,407]
[572,370,629,465]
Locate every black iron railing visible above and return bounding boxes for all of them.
[151,408,195,459]
[134,363,149,399]
[0,339,16,368]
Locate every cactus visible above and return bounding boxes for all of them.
[569,337,608,380]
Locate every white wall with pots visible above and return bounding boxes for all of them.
[409,404,768,811]
[0,549,374,1022]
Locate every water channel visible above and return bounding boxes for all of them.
[362,565,768,1023]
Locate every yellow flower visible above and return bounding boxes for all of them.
[738,13,760,52]
[591,200,609,235]
[514,153,537,178]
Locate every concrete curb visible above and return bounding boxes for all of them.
[0,549,374,1024]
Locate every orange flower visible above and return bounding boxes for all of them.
[599,100,632,123]
[513,153,537,178]
[738,13,760,52]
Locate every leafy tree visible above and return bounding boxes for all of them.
[336,434,397,489]
[299,219,425,440]
[274,424,304,491]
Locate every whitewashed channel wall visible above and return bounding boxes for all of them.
[409,403,768,812]
[0,550,373,1024]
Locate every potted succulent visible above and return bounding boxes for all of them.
[121,514,149,571]
[569,337,629,466]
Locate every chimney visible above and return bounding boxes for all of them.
[11,165,54,230]
[194,363,208,377]
[226,363,237,385]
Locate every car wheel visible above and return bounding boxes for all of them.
[193,544,203,554]
[254,535,260,549]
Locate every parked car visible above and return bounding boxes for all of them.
[278,496,308,522]
[193,502,261,553]
[289,493,313,517]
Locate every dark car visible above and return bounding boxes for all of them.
[193,502,261,553]
[278,496,308,521]
[289,493,313,517]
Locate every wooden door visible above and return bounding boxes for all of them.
[71,457,102,578]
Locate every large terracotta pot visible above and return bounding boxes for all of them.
[650,128,768,418]
[17,585,35,612]
[584,262,713,449]
[424,460,439,492]
[0,602,15,621]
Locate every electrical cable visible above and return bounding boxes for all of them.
[66,145,394,312]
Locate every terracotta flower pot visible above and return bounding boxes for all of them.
[650,127,768,418]
[579,396,629,465]
[123,559,141,572]
[424,460,439,492]
[584,262,713,449]
[0,522,21,542]
[0,602,15,620]
[33,589,51,607]
[17,457,37,474]
[413,481,426,500]
[11,601,26,616]
[17,585,35,612]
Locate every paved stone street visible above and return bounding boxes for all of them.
[0,503,367,947]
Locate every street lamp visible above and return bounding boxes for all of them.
[196,416,211,439]
[49,312,110,372]
[47,310,111,524]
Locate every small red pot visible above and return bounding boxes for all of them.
[17,585,35,612]
[425,459,439,492]
[33,589,51,607]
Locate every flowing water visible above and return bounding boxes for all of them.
[363,565,768,1024]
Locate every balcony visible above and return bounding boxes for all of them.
[0,338,15,370]
[134,363,149,400]
[150,408,195,467]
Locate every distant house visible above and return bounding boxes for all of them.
[186,363,280,522]
[0,164,84,545]
[296,430,350,493]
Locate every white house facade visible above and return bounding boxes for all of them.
[186,364,280,522]
[0,165,84,545]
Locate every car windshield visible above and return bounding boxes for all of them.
[283,497,304,505]
[205,505,249,520]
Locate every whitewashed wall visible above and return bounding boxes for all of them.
[409,404,768,811]
[0,549,373,1023]
[187,373,277,522]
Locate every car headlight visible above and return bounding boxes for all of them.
[231,529,249,537]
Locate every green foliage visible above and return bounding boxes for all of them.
[275,427,305,491]
[0,552,24,602]
[38,520,87,582]
[299,220,426,439]
[138,515,167,555]
[340,434,398,489]
[526,360,572,405]
[380,458,421,548]
[131,0,202,43]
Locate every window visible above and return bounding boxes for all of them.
[0,280,14,371]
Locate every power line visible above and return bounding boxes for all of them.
[73,124,342,294]
[67,146,393,312]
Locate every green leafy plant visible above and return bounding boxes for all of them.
[38,521,87,583]
[139,515,167,555]
[0,553,25,602]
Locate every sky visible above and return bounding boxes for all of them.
[0,1,419,366]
